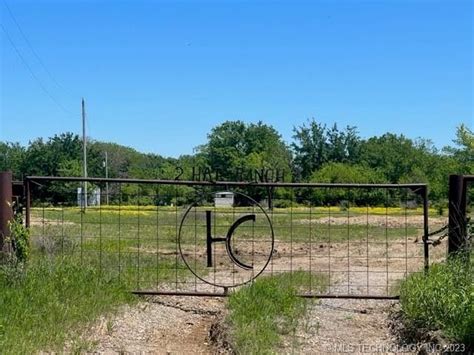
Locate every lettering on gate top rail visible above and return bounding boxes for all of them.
[25,175,428,189]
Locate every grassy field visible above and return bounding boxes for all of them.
[0,255,136,354]
[1,206,203,354]
[31,204,428,246]
[28,204,431,292]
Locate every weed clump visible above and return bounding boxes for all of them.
[399,256,473,350]
[227,271,326,354]
[0,256,135,354]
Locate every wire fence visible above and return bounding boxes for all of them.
[24,176,442,299]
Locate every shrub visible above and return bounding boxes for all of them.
[399,256,473,349]
[272,199,293,208]
[8,216,30,262]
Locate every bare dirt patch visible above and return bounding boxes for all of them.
[30,216,75,226]
[297,215,446,228]
[73,296,227,354]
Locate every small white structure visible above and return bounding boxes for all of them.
[214,191,234,207]
[77,187,101,207]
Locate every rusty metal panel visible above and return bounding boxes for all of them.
[0,171,13,252]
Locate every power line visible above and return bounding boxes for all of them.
[0,22,74,116]
[2,0,68,92]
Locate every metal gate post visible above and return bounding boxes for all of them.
[421,185,430,271]
[0,171,13,253]
[448,174,467,255]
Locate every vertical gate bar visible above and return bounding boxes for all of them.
[156,185,160,288]
[0,171,13,252]
[42,203,45,241]
[270,196,274,277]
[212,194,216,292]
[290,191,293,279]
[309,200,312,294]
[118,184,122,282]
[366,189,369,295]
[448,175,467,255]
[385,189,389,295]
[206,210,213,267]
[24,178,31,228]
[61,204,64,255]
[175,185,179,291]
[251,202,255,282]
[231,198,235,286]
[422,185,430,271]
[404,188,408,279]
[328,190,332,292]
[99,196,103,277]
[347,187,350,295]
[137,187,140,290]
[194,200,198,291]
[80,199,83,264]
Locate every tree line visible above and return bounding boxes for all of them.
[1,119,472,205]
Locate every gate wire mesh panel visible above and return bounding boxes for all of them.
[25,177,430,297]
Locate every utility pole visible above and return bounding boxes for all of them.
[82,98,87,210]
[104,151,109,205]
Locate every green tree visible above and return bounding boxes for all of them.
[198,120,292,181]
[443,123,473,174]
[292,119,361,180]
[327,123,360,163]
[292,119,328,180]
[310,162,386,184]
[309,162,387,205]
[358,133,435,184]
[0,142,25,179]
[20,133,85,177]
[17,133,87,203]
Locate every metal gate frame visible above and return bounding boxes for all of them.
[23,175,431,300]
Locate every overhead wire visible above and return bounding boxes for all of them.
[2,0,68,93]
[1,23,76,116]
[0,1,76,116]
[1,24,75,116]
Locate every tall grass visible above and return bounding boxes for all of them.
[399,255,473,349]
[0,255,136,354]
[227,271,327,354]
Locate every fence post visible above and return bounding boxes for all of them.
[448,174,467,255]
[0,171,13,253]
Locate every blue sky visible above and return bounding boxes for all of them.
[1,0,472,157]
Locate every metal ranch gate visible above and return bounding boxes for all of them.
[20,175,437,300]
